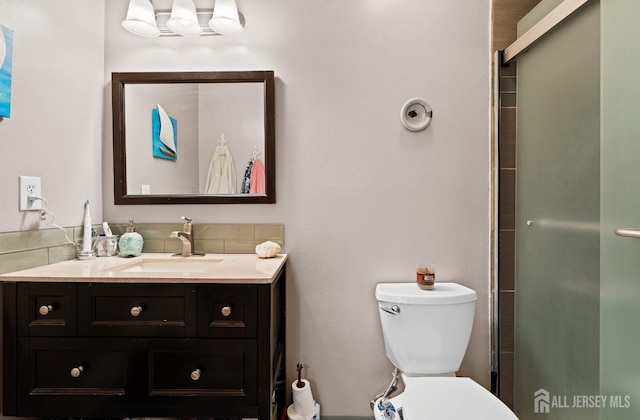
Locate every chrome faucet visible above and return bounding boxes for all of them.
[170,217,204,257]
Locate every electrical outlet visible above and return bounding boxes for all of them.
[19,176,42,211]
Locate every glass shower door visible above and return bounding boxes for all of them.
[514,1,600,418]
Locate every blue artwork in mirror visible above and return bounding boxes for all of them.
[152,104,178,161]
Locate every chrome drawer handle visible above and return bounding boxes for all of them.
[70,366,84,378]
[39,304,54,316]
[381,305,400,315]
[221,306,232,317]
[190,368,201,381]
[130,306,143,317]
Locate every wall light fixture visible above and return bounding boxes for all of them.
[166,0,203,37]
[122,0,245,37]
[122,0,161,37]
[208,0,243,36]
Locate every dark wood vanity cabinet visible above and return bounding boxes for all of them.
[3,272,285,420]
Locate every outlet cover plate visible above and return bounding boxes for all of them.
[19,176,42,211]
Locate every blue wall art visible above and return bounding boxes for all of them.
[152,104,178,161]
[0,25,14,118]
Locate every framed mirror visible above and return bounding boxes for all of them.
[112,70,275,204]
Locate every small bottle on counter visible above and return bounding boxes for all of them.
[118,220,144,257]
[416,263,436,290]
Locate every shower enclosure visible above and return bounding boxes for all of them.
[495,0,640,418]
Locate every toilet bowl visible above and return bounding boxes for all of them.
[375,282,518,419]
[401,376,517,419]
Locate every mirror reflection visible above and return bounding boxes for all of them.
[112,71,275,204]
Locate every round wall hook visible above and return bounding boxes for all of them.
[400,98,433,132]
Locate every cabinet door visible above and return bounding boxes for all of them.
[197,284,257,338]
[17,337,135,417]
[17,283,77,337]
[79,283,197,337]
[142,338,257,412]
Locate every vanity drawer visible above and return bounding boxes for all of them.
[144,338,257,404]
[78,284,197,337]
[197,284,257,338]
[17,337,133,413]
[17,283,77,337]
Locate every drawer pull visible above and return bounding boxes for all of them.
[221,306,232,317]
[130,306,143,317]
[70,366,84,378]
[39,304,54,316]
[190,368,201,381]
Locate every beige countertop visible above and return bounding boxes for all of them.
[0,253,288,284]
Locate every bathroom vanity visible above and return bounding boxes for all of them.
[1,254,287,420]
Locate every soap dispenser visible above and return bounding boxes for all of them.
[119,220,144,257]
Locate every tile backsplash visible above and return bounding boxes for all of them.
[0,223,284,275]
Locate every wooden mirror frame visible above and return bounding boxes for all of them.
[112,70,275,204]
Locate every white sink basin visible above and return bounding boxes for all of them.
[113,259,223,273]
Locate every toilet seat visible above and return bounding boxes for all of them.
[401,377,518,419]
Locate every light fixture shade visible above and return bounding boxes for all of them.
[122,0,160,37]
[167,0,202,37]
[209,0,244,36]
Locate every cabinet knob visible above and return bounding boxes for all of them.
[130,306,143,317]
[190,368,201,381]
[221,306,232,317]
[70,366,84,378]
[39,304,54,316]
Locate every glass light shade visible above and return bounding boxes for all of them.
[167,0,202,37]
[122,0,160,37]
[209,0,244,36]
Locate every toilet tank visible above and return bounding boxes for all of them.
[375,282,477,376]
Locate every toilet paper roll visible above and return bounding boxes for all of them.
[292,379,315,416]
[287,404,306,420]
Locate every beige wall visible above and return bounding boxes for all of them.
[1,0,492,416]
[104,1,492,415]
[0,0,105,232]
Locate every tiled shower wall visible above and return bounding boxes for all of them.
[0,223,284,275]
[492,0,542,409]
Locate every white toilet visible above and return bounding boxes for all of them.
[374,282,518,419]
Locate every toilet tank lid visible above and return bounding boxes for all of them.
[375,282,477,305]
